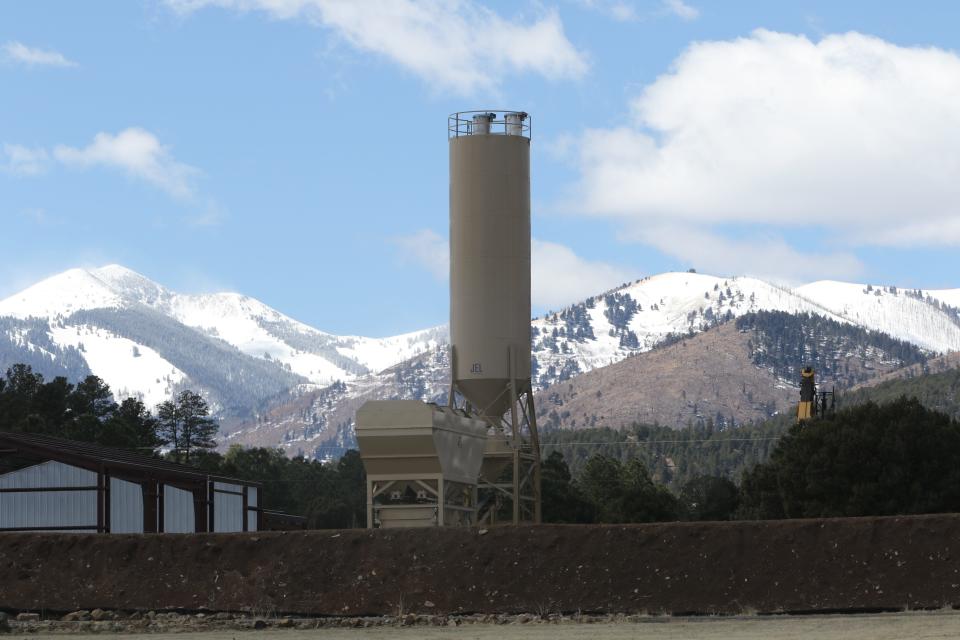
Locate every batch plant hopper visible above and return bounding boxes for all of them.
[356,400,487,528]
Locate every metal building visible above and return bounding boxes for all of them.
[0,431,261,533]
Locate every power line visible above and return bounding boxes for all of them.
[542,436,782,447]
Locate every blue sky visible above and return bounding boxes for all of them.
[3,1,960,336]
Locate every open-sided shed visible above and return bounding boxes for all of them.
[0,431,262,533]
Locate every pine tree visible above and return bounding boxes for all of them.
[157,390,218,463]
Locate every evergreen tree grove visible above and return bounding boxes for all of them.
[156,390,218,463]
[738,398,960,519]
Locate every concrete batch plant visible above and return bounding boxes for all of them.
[357,110,541,528]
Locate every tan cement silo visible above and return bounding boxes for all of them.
[448,111,531,420]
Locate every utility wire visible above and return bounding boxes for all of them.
[542,436,782,447]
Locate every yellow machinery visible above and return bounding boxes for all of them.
[797,367,835,423]
[797,367,816,421]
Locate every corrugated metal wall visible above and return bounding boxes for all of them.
[110,477,144,533]
[247,486,258,532]
[0,461,97,531]
[1,462,261,534]
[213,481,244,532]
[163,485,195,533]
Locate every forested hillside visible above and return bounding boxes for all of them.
[541,353,960,490]
[841,365,960,419]
[541,416,793,489]
[535,311,927,433]
[0,317,91,381]
[735,311,928,387]
[738,398,960,519]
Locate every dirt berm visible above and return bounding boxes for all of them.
[3,515,960,616]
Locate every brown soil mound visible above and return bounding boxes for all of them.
[3,515,960,616]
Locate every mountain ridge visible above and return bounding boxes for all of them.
[2,265,959,457]
[0,265,445,413]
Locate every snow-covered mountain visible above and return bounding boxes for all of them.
[2,265,959,447]
[529,272,960,389]
[219,271,960,458]
[0,265,444,411]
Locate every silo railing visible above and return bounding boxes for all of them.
[448,110,531,139]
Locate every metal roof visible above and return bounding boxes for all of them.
[0,431,259,488]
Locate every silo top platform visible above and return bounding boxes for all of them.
[448,110,531,139]
[356,401,488,485]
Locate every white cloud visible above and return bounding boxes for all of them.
[574,1,637,22]
[1,144,50,176]
[531,239,632,307]
[187,200,228,227]
[164,0,588,95]
[393,228,449,280]
[627,224,863,284]
[53,128,199,199]
[393,229,631,308]
[577,0,697,22]
[569,29,960,279]
[662,0,698,20]
[3,41,77,67]
[19,208,56,226]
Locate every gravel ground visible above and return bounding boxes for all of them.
[11,611,960,639]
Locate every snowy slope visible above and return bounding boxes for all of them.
[164,292,445,382]
[925,287,960,310]
[0,268,122,318]
[0,265,444,409]
[797,281,960,352]
[529,272,960,388]
[49,324,185,407]
[91,266,446,385]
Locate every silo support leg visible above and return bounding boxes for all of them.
[438,479,446,527]
[448,345,458,407]
[527,392,542,524]
[508,347,521,526]
[366,479,374,529]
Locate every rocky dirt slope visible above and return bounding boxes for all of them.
[3,515,960,616]
[535,322,913,430]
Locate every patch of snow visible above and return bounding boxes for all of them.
[334,327,447,374]
[925,288,960,310]
[49,324,186,407]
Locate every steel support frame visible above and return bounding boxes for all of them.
[366,474,477,529]
[368,474,442,529]
[450,344,542,526]
[96,465,111,534]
